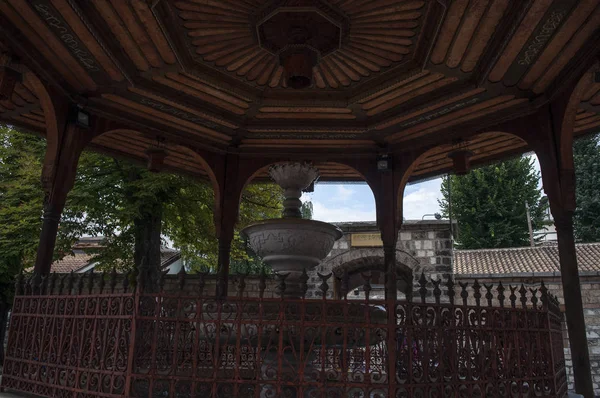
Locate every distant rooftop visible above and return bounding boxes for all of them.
[454,242,600,278]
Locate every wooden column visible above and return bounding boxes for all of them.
[214,154,241,298]
[376,171,399,300]
[527,100,593,396]
[33,120,90,274]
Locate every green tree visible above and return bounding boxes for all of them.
[439,156,548,249]
[301,200,314,220]
[0,126,283,277]
[573,133,600,242]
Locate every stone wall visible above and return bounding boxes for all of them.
[455,272,600,395]
[306,220,454,299]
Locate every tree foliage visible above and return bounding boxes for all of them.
[573,133,600,242]
[439,157,548,249]
[0,126,285,288]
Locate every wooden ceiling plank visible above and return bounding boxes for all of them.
[582,84,600,102]
[533,6,600,93]
[102,94,231,142]
[13,83,37,103]
[358,70,430,104]
[131,0,177,64]
[352,20,420,29]
[366,77,459,116]
[188,27,250,37]
[248,55,276,83]
[178,12,247,23]
[181,72,252,102]
[333,53,369,77]
[519,0,598,90]
[176,0,252,14]
[488,0,553,83]
[323,57,351,86]
[259,107,352,114]
[237,51,271,77]
[212,45,256,66]
[269,66,284,88]
[375,87,487,130]
[255,113,356,120]
[21,112,45,123]
[110,0,162,68]
[350,1,425,18]
[338,49,380,72]
[350,34,413,46]
[575,111,597,120]
[430,0,469,65]
[394,98,529,143]
[461,0,510,73]
[174,1,250,17]
[191,34,250,50]
[4,0,94,91]
[351,29,416,38]
[353,11,422,23]
[201,41,254,62]
[347,41,404,62]
[317,64,339,89]
[154,75,247,115]
[11,115,45,129]
[387,95,517,141]
[362,72,442,109]
[195,38,253,55]
[51,0,125,81]
[93,0,150,71]
[446,0,490,68]
[227,48,264,73]
[329,55,361,81]
[128,86,239,129]
[349,38,411,54]
[575,119,600,133]
[95,134,207,172]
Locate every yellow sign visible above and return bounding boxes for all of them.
[351,233,383,247]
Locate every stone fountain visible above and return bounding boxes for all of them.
[241,162,343,297]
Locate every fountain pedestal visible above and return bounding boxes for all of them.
[241,163,342,297]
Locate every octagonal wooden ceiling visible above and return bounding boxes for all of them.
[0,0,599,183]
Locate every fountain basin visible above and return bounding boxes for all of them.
[241,218,342,274]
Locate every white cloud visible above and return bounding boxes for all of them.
[334,185,354,202]
[403,179,443,220]
[311,200,376,222]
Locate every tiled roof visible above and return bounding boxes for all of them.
[46,245,181,274]
[50,253,93,273]
[454,242,600,277]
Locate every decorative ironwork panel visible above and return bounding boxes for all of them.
[0,273,567,397]
[2,293,135,398]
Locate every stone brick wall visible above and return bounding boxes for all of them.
[455,272,600,396]
[306,220,454,299]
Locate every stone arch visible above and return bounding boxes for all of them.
[324,248,420,296]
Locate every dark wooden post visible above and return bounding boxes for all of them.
[214,154,241,298]
[33,120,91,275]
[526,101,594,397]
[376,171,399,300]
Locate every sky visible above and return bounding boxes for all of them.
[302,155,542,223]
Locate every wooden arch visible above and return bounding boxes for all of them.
[397,131,530,224]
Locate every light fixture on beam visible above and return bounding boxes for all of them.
[377,154,392,172]
[146,137,168,173]
[448,148,473,175]
[69,105,91,129]
[0,66,21,101]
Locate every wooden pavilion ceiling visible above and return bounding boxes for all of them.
[0,0,599,183]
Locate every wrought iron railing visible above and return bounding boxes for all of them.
[1,270,567,397]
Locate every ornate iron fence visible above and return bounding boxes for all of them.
[1,271,567,397]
